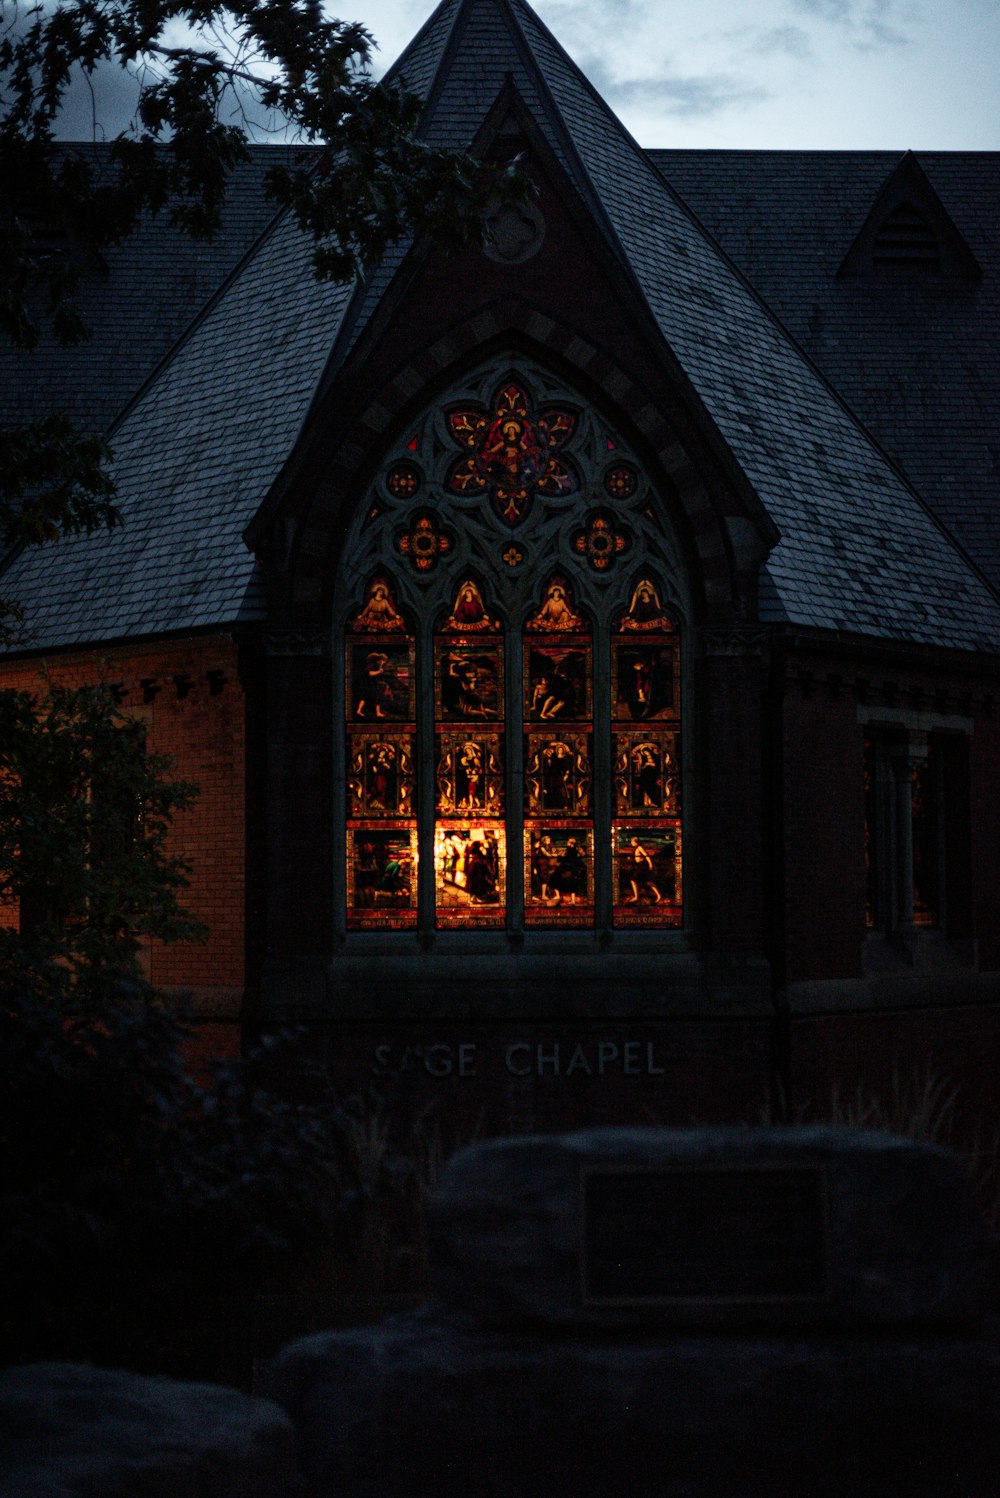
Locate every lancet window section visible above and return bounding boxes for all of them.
[344,577,417,928]
[523,576,594,926]
[434,579,506,927]
[611,579,682,927]
[338,363,688,936]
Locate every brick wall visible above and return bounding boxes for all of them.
[0,634,249,1028]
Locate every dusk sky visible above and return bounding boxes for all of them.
[367,0,1000,149]
[47,0,1000,150]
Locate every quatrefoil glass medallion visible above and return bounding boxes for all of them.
[397,511,454,572]
[445,379,578,528]
[572,510,629,570]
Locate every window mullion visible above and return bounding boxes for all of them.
[508,625,525,932]
[417,617,437,933]
[593,623,613,932]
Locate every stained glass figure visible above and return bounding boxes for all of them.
[525,642,590,721]
[525,576,586,633]
[436,641,503,720]
[397,510,453,572]
[347,735,414,817]
[525,734,591,816]
[612,825,682,928]
[525,827,594,926]
[572,510,629,570]
[386,463,420,499]
[350,576,408,633]
[617,577,673,632]
[436,734,504,816]
[347,826,418,928]
[613,731,679,816]
[613,641,678,722]
[445,380,577,526]
[435,825,506,928]
[605,464,637,498]
[347,640,414,722]
[440,578,500,633]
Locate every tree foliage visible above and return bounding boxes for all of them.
[0,0,525,628]
[0,678,205,1003]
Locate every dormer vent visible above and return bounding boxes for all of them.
[837,152,980,282]
[872,202,940,270]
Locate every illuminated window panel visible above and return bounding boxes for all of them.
[435,639,504,721]
[524,640,591,722]
[348,733,414,818]
[612,638,679,723]
[524,732,592,817]
[346,637,415,723]
[613,730,680,818]
[435,823,506,928]
[347,824,418,929]
[524,825,594,926]
[436,732,504,816]
[612,824,682,928]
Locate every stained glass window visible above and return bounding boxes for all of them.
[338,363,687,937]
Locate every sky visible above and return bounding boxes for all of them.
[45,0,1000,150]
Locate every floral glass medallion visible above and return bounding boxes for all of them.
[605,463,637,499]
[446,380,577,527]
[572,510,629,570]
[386,462,420,499]
[397,511,453,572]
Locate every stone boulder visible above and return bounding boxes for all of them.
[0,1362,304,1497]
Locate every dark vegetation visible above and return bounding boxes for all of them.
[0,0,520,1383]
[0,680,439,1385]
[1,0,527,639]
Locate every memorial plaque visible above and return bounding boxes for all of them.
[582,1165,829,1303]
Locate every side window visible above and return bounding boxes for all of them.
[864,727,971,940]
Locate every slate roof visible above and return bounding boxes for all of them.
[650,149,1000,599]
[1,144,312,441]
[2,156,350,645]
[3,0,1000,655]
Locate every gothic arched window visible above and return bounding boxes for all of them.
[338,362,686,935]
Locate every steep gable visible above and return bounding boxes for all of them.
[3,0,999,655]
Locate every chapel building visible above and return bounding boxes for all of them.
[3,0,1000,1133]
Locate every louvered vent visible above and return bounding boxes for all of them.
[872,201,941,269]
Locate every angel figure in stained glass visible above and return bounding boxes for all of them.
[352,576,407,633]
[619,577,672,632]
[441,579,500,634]
[526,578,585,633]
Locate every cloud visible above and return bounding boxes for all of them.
[591,65,769,119]
[790,0,913,49]
[749,25,814,59]
[52,59,142,141]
